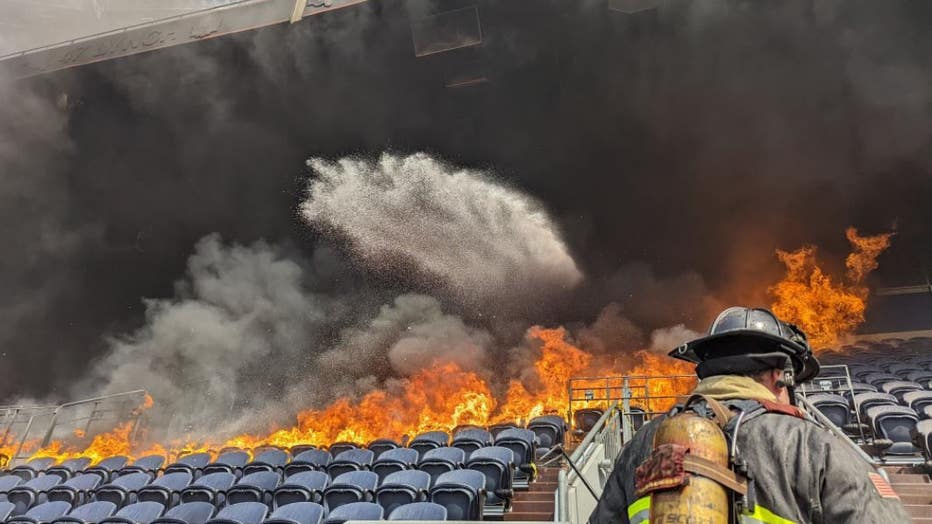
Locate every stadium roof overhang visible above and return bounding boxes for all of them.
[0,0,368,79]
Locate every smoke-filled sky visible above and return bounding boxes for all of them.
[2,0,932,425]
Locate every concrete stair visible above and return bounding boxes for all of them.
[883,467,932,522]
[502,466,560,521]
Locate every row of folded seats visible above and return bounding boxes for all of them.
[805,358,932,458]
[0,417,567,523]
[0,499,451,524]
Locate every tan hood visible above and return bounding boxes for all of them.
[691,374,778,402]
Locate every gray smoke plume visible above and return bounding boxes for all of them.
[301,153,584,313]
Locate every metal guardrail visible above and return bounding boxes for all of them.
[556,402,621,523]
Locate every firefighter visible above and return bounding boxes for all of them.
[588,306,911,524]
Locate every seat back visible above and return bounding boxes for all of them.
[323,502,382,524]
[284,451,331,476]
[366,440,399,459]
[263,502,325,524]
[151,502,215,524]
[273,471,330,507]
[323,472,378,511]
[10,501,73,524]
[226,472,280,505]
[388,502,447,521]
[243,450,289,476]
[429,470,484,521]
[60,500,118,523]
[203,452,249,477]
[164,454,211,477]
[102,501,165,524]
[807,394,851,427]
[375,471,430,515]
[372,449,418,483]
[466,446,513,505]
[408,433,449,461]
[867,405,920,455]
[179,472,236,505]
[206,502,268,524]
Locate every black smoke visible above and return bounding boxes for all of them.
[2,0,932,403]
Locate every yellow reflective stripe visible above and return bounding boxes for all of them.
[627,496,650,524]
[740,504,796,524]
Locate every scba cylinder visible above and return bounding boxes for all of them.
[650,413,731,524]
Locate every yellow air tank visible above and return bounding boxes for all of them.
[650,413,731,523]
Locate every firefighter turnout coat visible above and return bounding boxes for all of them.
[588,376,911,524]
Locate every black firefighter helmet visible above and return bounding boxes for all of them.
[670,307,821,383]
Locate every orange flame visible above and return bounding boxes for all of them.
[770,227,893,349]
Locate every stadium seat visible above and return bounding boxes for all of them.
[325,444,358,458]
[451,430,492,459]
[408,433,449,461]
[880,381,923,401]
[0,474,23,496]
[865,405,920,455]
[47,473,102,506]
[906,371,932,389]
[371,449,419,483]
[203,502,268,524]
[138,472,194,508]
[118,456,165,479]
[417,448,465,487]
[46,459,92,482]
[179,472,236,506]
[428,470,485,521]
[243,450,289,476]
[493,428,537,487]
[95,473,152,508]
[806,394,851,428]
[10,458,57,482]
[902,391,932,414]
[862,373,899,387]
[99,501,165,524]
[326,450,374,478]
[853,392,898,421]
[6,500,72,524]
[203,452,249,478]
[527,416,567,451]
[288,446,315,458]
[150,502,215,524]
[8,474,64,514]
[374,470,430,516]
[914,419,932,460]
[225,472,280,505]
[573,409,604,434]
[322,471,378,511]
[283,451,331,476]
[272,471,330,508]
[465,446,514,511]
[262,502,325,524]
[0,500,16,521]
[366,440,400,459]
[321,502,382,524]
[887,364,922,379]
[85,457,130,484]
[51,500,117,524]
[487,424,519,439]
[388,502,447,521]
[164,454,211,478]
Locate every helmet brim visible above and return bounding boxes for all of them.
[669,330,820,383]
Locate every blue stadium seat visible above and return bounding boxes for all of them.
[806,394,851,428]
[880,381,923,402]
[861,373,899,388]
[203,502,268,524]
[321,502,382,524]
[164,454,211,478]
[52,500,117,524]
[322,471,378,511]
[118,456,165,479]
[47,473,102,506]
[493,428,537,487]
[203,452,249,478]
[366,440,400,459]
[85,458,130,484]
[10,458,57,482]
[6,500,72,524]
[288,446,315,458]
[137,472,194,508]
[408,433,449,461]
[573,409,603,434]
[853,392,898,421]
[371,449,419,483]
[46,459,92,482]
[902,391,932,414]
[325,444,358,458]
[487,424,519,440]
[8,474,64,514]
[451,430,492,459]
[388,502,447,521]
[150,502,215,524]
[417,448,464,487]
[273,471,330,508]
[243,450,289,476]
[326,450,374,478]
[527,416,567,451]
[465,446,514,511]
[428,470,485,521]
[0,474,23,496]
[225,472,280,505]
[99,501,165,524]
[906,371,932,389]
[865,405,920,455]
[179,472,236,506]
[262,502,325,524]
[283,451,331,477]
[95,472,152,508]
[374,470,430,516]
[0,500,16,521]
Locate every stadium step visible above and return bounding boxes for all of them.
[500,466,559,521]
[883,467,932,522]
